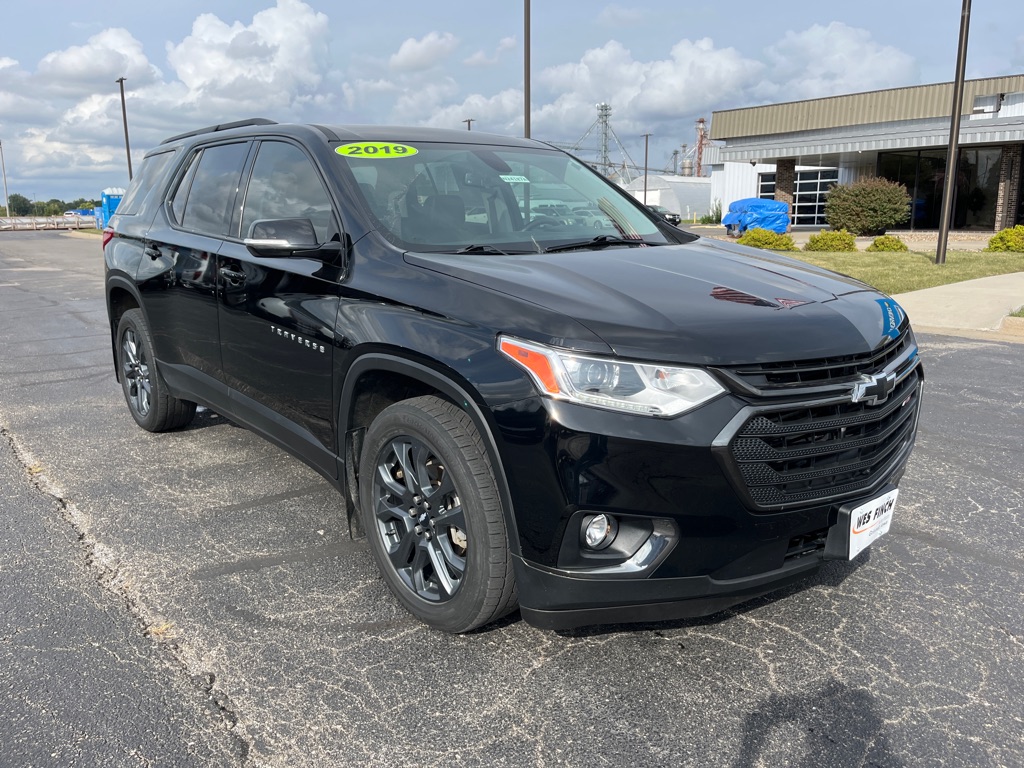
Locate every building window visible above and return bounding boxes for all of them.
[878,147,1003,230]
[758,173,776,199]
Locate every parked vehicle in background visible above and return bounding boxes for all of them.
[647,204,681,225]
[103,119,922,633]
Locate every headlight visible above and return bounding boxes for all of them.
[498,335,725,417]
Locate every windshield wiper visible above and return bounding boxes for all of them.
[455,244,515,255]
[543,235,663,253]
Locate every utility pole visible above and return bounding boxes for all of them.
[462,118,475,131]
[523,0,531,138]
[116,77,133,181]
[0,140,9,218]
[936,0,971,266]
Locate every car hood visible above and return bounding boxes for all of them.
[405,238,904,365]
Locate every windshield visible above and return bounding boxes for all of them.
[336,141,681,252]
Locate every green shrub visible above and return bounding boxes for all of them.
[866,234,909,252]
[804,229,856,252]
[825,177,910,235]
[736,227,798,251]
[984,225,1024,252]
[699,198,722,225]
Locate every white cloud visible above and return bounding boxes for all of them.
[391,78,460,121]
[534,38,761,136]
[165,0,331,108]
[389,32,459,72]
[760,22,917,101]
[420,89,525,134]
[34,28,162,97]
[0,0,338,199]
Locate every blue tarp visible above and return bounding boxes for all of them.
[722,198,790,235]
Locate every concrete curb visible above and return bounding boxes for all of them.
[998,315,1024,337]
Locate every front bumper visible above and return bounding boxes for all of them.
[515,552,822,630]
[492,362,921,630]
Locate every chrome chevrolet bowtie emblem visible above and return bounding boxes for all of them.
[850,371,897,405]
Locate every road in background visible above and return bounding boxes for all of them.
[1,231,1021,767]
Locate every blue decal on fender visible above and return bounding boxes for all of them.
[877,298,905,340]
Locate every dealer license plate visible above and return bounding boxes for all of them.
[847,489,899,559]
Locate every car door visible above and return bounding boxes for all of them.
[139,141,251,401]
[215,139,343,476]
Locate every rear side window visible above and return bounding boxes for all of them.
[172,142,250,237]
[117,150,176,216]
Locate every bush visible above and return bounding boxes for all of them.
[984,225,1024,252]
[866,235,909,252]
[825,177,910,235]
[699,198,722,225]
[736,227,798,251]
[804,229,856,252]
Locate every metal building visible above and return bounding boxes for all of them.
[708,74,1024,231]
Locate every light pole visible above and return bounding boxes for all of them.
[0,140,9,218]
[936,0,971,266]
[463,118,475,131]
[523,0,531,138]
[116,77,133,181]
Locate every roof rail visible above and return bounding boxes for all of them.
[160,118,278,145]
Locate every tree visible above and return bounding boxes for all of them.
[7,193,32,216]
[824,177,910,236]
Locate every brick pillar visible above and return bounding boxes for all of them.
[994,144,1022,231]
[774,158,796,231]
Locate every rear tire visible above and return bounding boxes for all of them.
[359,395,517,632]
[116,309,196,432]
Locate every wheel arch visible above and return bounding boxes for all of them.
[106,276,144,380]
[339,352,522,556]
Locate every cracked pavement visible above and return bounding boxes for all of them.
[1,231,1021,767]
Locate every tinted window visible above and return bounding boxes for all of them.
[241,142,336,243]
[170,152,200,225]
[177,142,249,236]
[118,150,176,215]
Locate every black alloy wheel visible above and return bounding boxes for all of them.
[116,309,196,432]
[373,434,468,602]
[359,396,517,632]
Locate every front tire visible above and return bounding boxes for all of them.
[359,396,517,632]
[116,309,196,432]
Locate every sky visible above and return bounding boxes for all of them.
[1,0,1022,202]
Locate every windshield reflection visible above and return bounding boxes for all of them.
[339,143,675,253]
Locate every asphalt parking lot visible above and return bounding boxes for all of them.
[1,231,1022,767]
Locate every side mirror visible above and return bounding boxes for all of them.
[244,218,318,257]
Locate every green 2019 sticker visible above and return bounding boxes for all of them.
[335,142,418,158]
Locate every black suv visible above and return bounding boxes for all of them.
[103,119,922,632]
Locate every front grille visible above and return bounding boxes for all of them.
[718,321,914,393]
[721,366,921,511]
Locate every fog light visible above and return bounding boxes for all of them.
[583,514,618,550]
